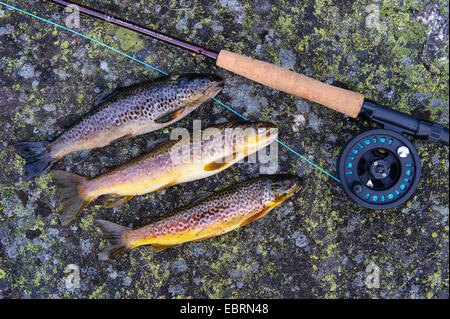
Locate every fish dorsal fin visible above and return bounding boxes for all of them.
[203,153,238,172]
[240,207,272,227]
[103,194,134,208]
[151,243,174,252]
[184,191,213,206]
[154,106,187,124]
[93,88,122,106]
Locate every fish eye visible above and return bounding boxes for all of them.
[257,123,265,130]
[196,78,208,87]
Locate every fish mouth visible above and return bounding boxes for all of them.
[257,122,278,136]
[273,182,302,203]
[283,175,303,197]
[258,126,278,144]
[205,80,225,96]
[266,126,278,137]
[289,181,302,195]
[292,179,304,198]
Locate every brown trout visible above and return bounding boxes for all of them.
[95,174,302,260]
[12,73,224,181]
[51,121,278,225]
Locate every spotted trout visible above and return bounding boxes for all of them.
[12,73,224,181]
[51,121,278,225]
[95,174,302,260]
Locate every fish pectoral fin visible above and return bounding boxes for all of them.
[154,180,177,192]
[193,234,217,242]
[240,207,273,227]
[194,227,222,241]
[103,194,134,208]
[203,153,238,171]
[241,144,250,156]
[151,244,174,252]
[233,141,251,156]
[154,107,187,124]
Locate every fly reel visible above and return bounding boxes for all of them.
[338,129,421,209]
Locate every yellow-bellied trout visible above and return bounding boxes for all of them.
[12,74,224,181]
[51,121,278,225]
[95,174,302,260]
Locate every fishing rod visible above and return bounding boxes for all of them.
[45,0,448,209]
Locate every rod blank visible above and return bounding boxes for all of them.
[47,0,365,117]
[47,0,219,59]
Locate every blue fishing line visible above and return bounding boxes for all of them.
[212,98,248,121]
[0,1,168,75]
[275,139,341,183]
[0,1,341,183]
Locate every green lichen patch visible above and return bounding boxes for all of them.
[0,0,447,299]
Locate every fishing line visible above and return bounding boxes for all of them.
[0,1,168,75]
[0,1,341,183]
[213,97,341,183]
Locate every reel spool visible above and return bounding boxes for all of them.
[338,129,421,209]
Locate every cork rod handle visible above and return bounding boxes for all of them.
[216,49,364,118]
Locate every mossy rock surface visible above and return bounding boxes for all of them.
[0,0,448,298]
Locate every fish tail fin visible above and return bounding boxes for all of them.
[12,141,53,181]
[50,170,94,226]
[95,219,132,261]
